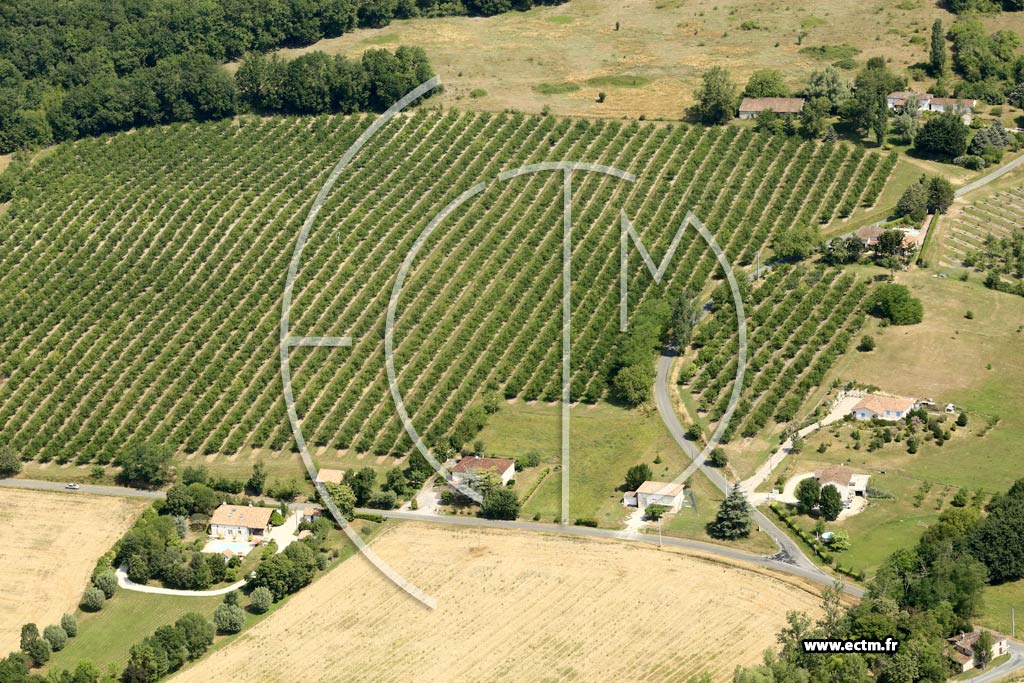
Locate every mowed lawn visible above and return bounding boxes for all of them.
[478,400,692,526]
[822,269,1024,491]
[47,591,223,675]
[476,400,777,553]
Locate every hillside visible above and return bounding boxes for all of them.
[0,111,890,464]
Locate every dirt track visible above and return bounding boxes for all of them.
[172,523,823,683]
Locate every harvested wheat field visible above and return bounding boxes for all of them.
[173,523,823,683]
[0,489,146,653]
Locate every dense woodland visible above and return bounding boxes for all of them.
[0,0,567,152]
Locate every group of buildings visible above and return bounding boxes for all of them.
[736,90,975,122]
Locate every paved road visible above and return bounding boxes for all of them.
[956,152,1024,198]
[0,478,164,499]
[962,639,1024,683]
[654,352,833,577]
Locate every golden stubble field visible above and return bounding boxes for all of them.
[0,488,146,654]
[173,523,824,683]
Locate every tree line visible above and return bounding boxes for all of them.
[0,0,567,152]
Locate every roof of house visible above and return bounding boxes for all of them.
[209,504,274,530]
[315,468,345,484]
[452,456,515,474]
[930,97,975,108]
[947,630,1006,648]
[636,480,686,497]
[739,97,805,114]
[888,90,933,101]
[948,648,973,665]
[855,224,886,243]
[815,466,854,487]
[302,508,320,517]
[852,394,917,415]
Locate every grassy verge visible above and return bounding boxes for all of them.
[980,579,1024,636]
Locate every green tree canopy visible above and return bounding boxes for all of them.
[708,484,752,539]
[694,67,737,125]
[915,112,969,159]
[819,484,843,521]
[743,69,788,98]
[625,463,653,491]
[870,284,923,325]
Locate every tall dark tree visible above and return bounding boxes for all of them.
[915,111,969,159]
[796,477,821,514]
[708,484,752,539]
[625,463,653,491]
[819,484,843,521]
[930,19,947,76]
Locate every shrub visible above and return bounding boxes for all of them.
[481,488,519,520]
[367,490,397,510]
[574,518,598,527]
[269,511,285,526]
[0,447,22,478]
[857,335,875,352]
[60,613,77,638]
[708,447,728,467]
[249,586,273,614]
[42,625,67,651]
[81,587,105,612]
[213,604,245,634]
[26,637,50,666]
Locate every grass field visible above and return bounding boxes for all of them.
[170,523,824,683]
[980,580,1024,636]
[0,489,147,655]
[476,400,776,553]
[261,0,1024,122]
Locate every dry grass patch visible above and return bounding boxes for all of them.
[172,524,823,683]
[255,0,1024,120]
[0,489,146,653]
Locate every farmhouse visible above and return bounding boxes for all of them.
[886,91,976,121]
[315,468,346,485]
[855,224,923,253]
[451,456,516,486]
[946,631,1009,673]
[635,481,687,513]
[738,97,805,119]
[814,466,870,502]
[209,504,274,542]
[850,394,916,421]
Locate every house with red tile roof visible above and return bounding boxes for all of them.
[452,456,516,486]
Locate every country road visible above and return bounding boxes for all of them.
[955,151,1024,198]
[654,351,823,576]
[1,475,860,596]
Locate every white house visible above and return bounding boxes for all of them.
[947,631,1009,673]
[209,504,274,543]
[814,466,870,502]
[851,394,916,421]
[635,481,687,513]
[886,91,976,121]
[451,456,516,486]
[738,97,805,119]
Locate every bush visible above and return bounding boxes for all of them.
[353,512,385,523]
[26,637,50,666]
[708,447,728,467]
[480,488,520,520]
[269,511,285,526]
[367,490,397,510]
[81,587,105,612]
[857,335,875,352]
[249,586,273,614]
[574,518,598,527]
[60,613,77,638]
[213,604,245,634]
[0,447,22,478]
[953,154,987,170]
[42,625,67,651]
[870,284,923,325]
[93,571,117,598]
